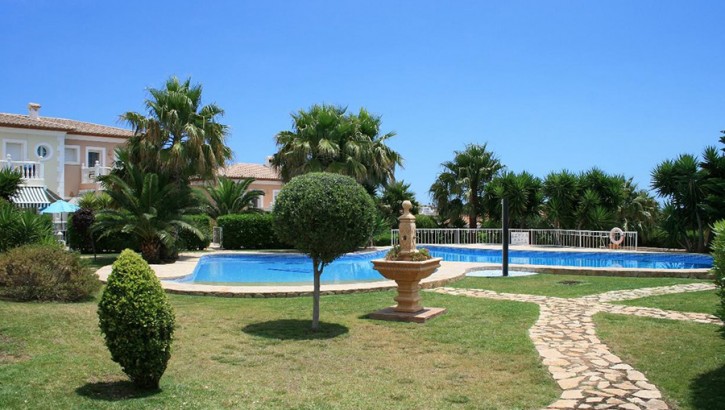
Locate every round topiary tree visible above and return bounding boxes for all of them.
[98,249,175,389]
[273,173,376,330]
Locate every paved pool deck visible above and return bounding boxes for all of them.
[94,245,713,297]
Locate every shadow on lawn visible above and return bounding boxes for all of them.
[242,319,348,340]
[690,363,725,409]
[76,379,161,401]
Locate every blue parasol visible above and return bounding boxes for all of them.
[40,199,80,214]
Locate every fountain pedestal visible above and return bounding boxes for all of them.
[369,200,447,323]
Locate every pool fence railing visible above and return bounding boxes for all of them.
[391,228,638,251]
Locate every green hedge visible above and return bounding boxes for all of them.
[415,214,438,229]
[178,214,212,251]
[217,213,286,249]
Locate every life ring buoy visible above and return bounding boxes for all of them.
[609,227,625,246]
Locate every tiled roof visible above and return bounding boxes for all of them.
[0,113,133,138]
[219,163,281,180]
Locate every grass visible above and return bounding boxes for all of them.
[0,290,558,409]
[79,253,120,270]
[595,313,725,410]
[450,274,704,298]
[614,290,720,315]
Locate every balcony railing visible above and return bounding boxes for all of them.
[81,161,112,184]
[1,155,44,185]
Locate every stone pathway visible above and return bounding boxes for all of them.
[431,283,721,409]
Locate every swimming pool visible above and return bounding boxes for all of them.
[172,246,712,285]
[427,246,713,269]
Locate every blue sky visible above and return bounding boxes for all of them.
[2,1,724,202]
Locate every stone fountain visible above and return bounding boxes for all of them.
[369,200,446,323]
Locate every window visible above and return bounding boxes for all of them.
[64,146,80,164]
[36,145,49,159]
[252,197,262,209]
[3,141,25,161]
[272,190,281,206]
[86,147,105,167]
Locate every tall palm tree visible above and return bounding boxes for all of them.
[271,104,403,192]
[652,154,708,252]
[203,177,264,218]
[120,76,232,181]
[429,143,503,229]
[94,164,202,263]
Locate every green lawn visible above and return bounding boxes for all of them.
[451,274,704,298]
[595,313,725,410]
[0,291,558,409]
[614,290,720,315]
[79,253,120,270]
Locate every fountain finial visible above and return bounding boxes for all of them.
[398,200,416,260]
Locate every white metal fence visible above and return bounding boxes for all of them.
[391,228,638,250]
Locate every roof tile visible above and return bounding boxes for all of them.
[0,113,133,138]
[219,163,281,180]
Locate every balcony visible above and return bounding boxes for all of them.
[1,155,44,186]
[81,161,112,184]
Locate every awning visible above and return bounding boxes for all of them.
[10,186,53,209]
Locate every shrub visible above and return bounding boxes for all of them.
[373,232,392,246]
[217,213,285,249]
[712,220,725,322]
[68,209,137,254]
[178,214,212,251]
[0,168,22,201]
[98,250,175,389]
[273,173,376,329]
[415,214,438,229]
[0,201,54,252]
[0,244,100,301]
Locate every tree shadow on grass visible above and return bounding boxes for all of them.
[242,319,348,340]
[690,363,725,409]
[76,379,161,402]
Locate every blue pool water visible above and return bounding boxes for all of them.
[172,246,712,285]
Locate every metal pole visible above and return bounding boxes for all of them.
[502,198,509,277]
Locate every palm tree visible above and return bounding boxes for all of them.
[94,164,202,263]
[542,170,580,229]
[203,177,264,218]
[378,181,419,228]
[271,104,403,192]
[652,154,708,252]
[483,171,543,228]
[120,76,232,181]
[429,143,503,228]
[0,168,22,202]
[618,179,660,245]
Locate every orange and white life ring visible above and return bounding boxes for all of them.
[609,227,625,246]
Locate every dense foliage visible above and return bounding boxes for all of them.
[95,163,203,263]
[178,214,213,251]
[0,168,22,201]
[483,171,544,228]
[273,173,376,329]
[202,176,263,218]
[217,213,285,249]
[120,76,232,181]
[378,181,419,228]
[98,250,175,389]
[271,104,403,193]
[68,208,137,253]
[430,143,503,229]
[711,220,725,322]
[652,134,725,252]
[0,201,54,252]
[0,244,100,301]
